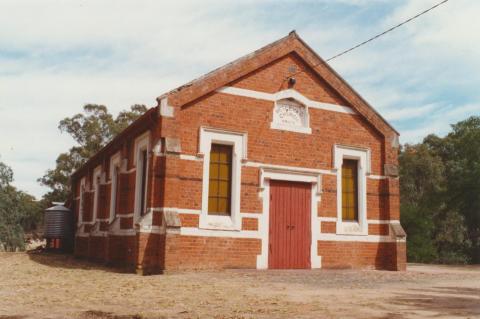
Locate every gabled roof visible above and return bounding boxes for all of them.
[158,31,398,137]
[71,107,157,180]
[72,31,399,182]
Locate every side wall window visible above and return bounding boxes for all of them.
[113,166,120,217]
[208,144,233,216]
[109,153,121,222]
[92,167,102,222]
[140,149,148,216]
[134,132,150,221]
[341,159,358,221]
[78,178,85,225]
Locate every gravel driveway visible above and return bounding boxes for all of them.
[1,252,479,319]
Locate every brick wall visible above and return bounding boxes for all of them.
[163,234,261,270]
[71,35,405,273]
[157,51,403,271]
[393,241,407,271]
[88,236,107,262]
[318,241,397,270]
[242,218,259,231]
[321,222,336,234]
[137,233,165,275]
[74,237,88,258]
[106,235,136,269]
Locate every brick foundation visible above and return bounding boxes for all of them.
[88,236,107,262]
[163,234,261,270]
[74,236,88,258]
[106,235,136,269]
[318,241,404,270]
[392,241,407,271]
[136,233,165,275]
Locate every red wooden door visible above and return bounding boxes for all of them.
[268,180,311,269]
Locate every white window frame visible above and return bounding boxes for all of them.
[92,166,102,223]
[78,177,86,226]
[333,145,370,236]
[134,132,150,223]
[109,152,121,223]
[199,127,247,231]
[270,98,312,134]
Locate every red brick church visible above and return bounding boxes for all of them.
[71,31,406,274]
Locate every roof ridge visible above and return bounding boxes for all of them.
[292,34,399,135]
[155,31,397,135]
[156,31,298,102]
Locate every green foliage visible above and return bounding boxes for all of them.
[442,117,480,262]
[2,103,146,251]
[0,161,13,190]
[400,116,480,264]
[0,160,42,251]
[435,210,471,264]
[399,144,445,263]
[39,104,147,202]
[400,203,438,263]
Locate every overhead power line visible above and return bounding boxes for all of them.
[325,0,449,62]
[287,0,449,82]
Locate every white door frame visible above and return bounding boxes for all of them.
[256,167,322,269]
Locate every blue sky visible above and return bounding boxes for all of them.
[1,0,479,198]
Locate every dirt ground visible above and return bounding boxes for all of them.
[0,252,479,319]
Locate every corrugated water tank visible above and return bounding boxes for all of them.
[44,203,73,252]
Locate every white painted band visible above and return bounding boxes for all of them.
[319,217,337,222]
[245,161,336,176]
[240,213,261,218]
[368,175,388,180]
[148,208,261,218]
[318,234,396,243]
[173,156,391,180]
[368,219,400,224]
[108,229,136,236]
[179,154,203,161]
[217,86,356,115]
[180,227,261,238]
[115,213,134,218]
[90,231,108,237]
[138,226,164,234]
[150,207,201,215]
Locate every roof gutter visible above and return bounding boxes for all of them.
[71,106,158,180]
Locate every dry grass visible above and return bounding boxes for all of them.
[1,252,479,319]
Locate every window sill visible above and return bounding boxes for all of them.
[336,221,368,236]
[199,214,240,231]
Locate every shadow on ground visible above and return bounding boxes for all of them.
[79,310,158,319]
[26,250,129,274]
[391,286,480,317]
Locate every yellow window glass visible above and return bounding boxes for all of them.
[208,144,232,216]
[342,159,358,221]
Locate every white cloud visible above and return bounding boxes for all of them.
[400,103,480,144]
[382,103,439,121]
